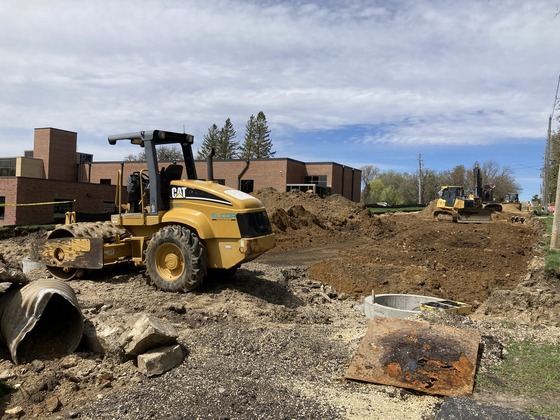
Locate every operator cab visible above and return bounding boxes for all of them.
[109,130,196,217]
[440,186,465,207]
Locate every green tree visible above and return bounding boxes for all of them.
[216,118,239,159]
[239,112,275,159]
[197,124,221,160]
[420,169,440,204]
[368,178,385,203]
[377,171,412,204]
[380,185,400,204]
[197,118,239,160]
[360,165,380,204]
[360,160,520,206]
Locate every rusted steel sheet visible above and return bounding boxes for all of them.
[0,279,84,364]
[346,317,480,396]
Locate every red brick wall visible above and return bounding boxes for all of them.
[88,159,293,193]
[88,162,149,185]
[306,162,336,188]
[0,178,117,226]
[285,160,306,185]
[199,159,289,191]
[86,158,362,200]
[0,178,18,225]
[351,168,362,201]
[33,128,78,182]
[304,163,361,201]
[342,166,354,201]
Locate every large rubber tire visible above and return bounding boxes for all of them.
[145,225,207,292]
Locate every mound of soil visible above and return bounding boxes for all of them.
[257,189,546,313]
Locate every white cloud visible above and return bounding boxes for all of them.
[0,0,557,166]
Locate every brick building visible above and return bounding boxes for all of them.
[0,127,361,226]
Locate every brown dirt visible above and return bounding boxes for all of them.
[256,188,546,311]
[0,188,558,419]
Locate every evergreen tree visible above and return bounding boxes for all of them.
[197,124,221,159]
[239,112,275,159]
[198,119,239,159]
[254,111,275,158]
[216,118,238,159]
[238,115,258,160]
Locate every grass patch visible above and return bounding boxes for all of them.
[541,215,560,271]
[478,340,560,418]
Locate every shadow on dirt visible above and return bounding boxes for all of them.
[74,263,145,284]
[198,268,305,309]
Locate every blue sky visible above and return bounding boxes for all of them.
[0,0,558,202]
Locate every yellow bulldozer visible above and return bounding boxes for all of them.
[434,186,493,223]
[41,130,276,292]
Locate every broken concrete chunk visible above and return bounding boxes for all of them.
[119,313,178,356]
[137,344,183,377]
[82,318,125,357]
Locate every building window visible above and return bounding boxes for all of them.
[77,153,93,164]
[0,158,16,176]
[0,196,5,220]
[304,175,327,187]
[240,180,254,193]
[102,201,116,213]
[100,179,111,185]
[53,199,74,222]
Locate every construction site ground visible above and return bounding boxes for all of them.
[0,187,558,419]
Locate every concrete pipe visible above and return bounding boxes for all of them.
[364,293,444,320]
[0,279,84,364]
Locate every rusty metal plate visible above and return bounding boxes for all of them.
[346,317,480,396]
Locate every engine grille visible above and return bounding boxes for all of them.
[237,211,273,238]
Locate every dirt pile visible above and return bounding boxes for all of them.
[254,187,394,251]
[256,189,547,313]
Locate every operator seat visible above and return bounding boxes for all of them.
[160,164,183,210]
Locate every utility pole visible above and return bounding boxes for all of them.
[418,154,423,205]
[548,74,560,249]
[544,116,551,214]
[545,74,560,217]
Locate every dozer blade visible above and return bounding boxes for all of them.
[456,208,493,224]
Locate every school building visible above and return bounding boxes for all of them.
[0,127,362,226]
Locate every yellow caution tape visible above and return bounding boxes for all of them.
[0,200,76,207]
